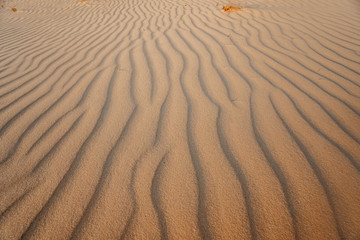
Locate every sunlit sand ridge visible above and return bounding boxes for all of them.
[0,0,360,238]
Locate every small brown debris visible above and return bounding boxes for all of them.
[12,7,17,12]
[222,5,242,12]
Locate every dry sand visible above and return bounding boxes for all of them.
[0,0,360,238]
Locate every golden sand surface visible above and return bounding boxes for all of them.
[0,0,360,238]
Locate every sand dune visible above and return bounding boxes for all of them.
[0,0,360,238]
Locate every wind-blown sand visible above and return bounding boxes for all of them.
[0,0,360,238]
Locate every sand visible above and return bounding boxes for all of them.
[0,0,360,238]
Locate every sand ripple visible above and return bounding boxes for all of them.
[0,0,360,239]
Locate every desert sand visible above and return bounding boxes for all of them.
[0,0,360,238]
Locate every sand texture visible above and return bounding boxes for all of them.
[1,0,360,238]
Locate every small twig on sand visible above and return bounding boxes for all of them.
[222,5,242,12]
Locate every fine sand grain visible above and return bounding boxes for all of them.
[0,0,360,239]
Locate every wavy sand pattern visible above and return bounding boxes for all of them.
[1,0,360,238]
